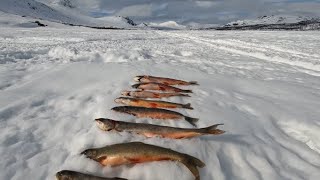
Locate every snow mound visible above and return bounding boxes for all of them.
[148,21,186,30]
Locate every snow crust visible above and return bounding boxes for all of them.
[0,26,320,180]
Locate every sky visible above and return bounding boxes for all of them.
[43,0,320,24]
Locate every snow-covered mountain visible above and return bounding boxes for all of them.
[216,15,320,30]
[0,0,136,28]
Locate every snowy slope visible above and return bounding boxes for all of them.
[218,15,320,30]
[0,0,135,28]
[226,15,308,26]
[1,26,320,180]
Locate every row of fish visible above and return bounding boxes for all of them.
[56,75,224,180]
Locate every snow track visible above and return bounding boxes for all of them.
[160,31,320,75]
[0,28,320,180]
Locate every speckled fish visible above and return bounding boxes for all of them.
[81,142,205,180]
[111,106,198,126]
[121,90,190,98]
[96,118,225,139]
[55,170,127,180]
[132,83,192,93]
[114,97,193,109]
[134,75,198,85]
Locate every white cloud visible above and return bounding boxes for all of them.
[115,4,152,17]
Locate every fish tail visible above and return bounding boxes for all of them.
[184,116,198,127]
[201,124,225,135]
[189,81,199,85]
[182,103,193,110]
[182,155,205,180]
[182,89,193,93]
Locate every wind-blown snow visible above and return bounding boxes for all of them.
[0,26,320,180]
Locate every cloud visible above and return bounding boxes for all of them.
[38,0,320,24]
[115,4,152,17]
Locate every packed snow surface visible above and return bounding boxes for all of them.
[0,26,320,180]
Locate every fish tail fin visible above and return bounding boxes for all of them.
[182,155,205,180]
[201,124,225,135]
[184,116,198,127]
[189,81,199,85]
[179,93,191,97]
[182,103,193,110]
[182,89,193,93]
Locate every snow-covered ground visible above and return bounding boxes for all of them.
[226,15,309,26]
[1,26,320,180]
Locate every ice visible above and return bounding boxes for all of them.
[0,25,320,180]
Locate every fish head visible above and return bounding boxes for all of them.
[81,148,98,160]
[131,83,140,89]
[114,97,131,104]
[134,75,144,82]
[111,106,128,112]
[55,170,76,180]
[95,118,116,131]
[121,91,131,96]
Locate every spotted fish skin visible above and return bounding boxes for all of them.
[121,90,190,98]
[132,83,192,93]
[134,75,198,86]
[111,106,198,126]
[95,118,225,139]
[55,170,127,180]
[114,97,193,109]
[81,142,205,180]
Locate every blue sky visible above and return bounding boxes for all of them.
[43,0,320,24]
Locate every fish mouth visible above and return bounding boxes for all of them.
[134,76,143,82]
[131,84,140,89]
[114,98,122,103]
[121,91,130,96]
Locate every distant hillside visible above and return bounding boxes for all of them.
[214,15,320,30]
[0,0,136,28]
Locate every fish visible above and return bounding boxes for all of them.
[95,118,225,139]
[55,170,127,180]
[111,106,198,127]
[132,83,192,93]
[121,90,191,98]
[134,75,198,85]
[81,142,205,180]
[114,97,193,109]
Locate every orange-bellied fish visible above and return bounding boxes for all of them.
[121,90,190,98]
[134,75,198,85]
[114,97,193,109]
[81,142,205,180]
[132,83,192,93]
[95,118,225,139]
[111,106,198,126]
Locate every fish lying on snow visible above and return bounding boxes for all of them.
[132,83,192,93]
[95,118,225,139]
[111,106,198,126]
[81,142,205,180]
[55,170,127,180]
[115,97,193,109]
[134,75,199,85]
[121,90,190,98]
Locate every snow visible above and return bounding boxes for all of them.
[1,25,320,180]
[226,15,310,26]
